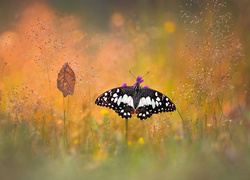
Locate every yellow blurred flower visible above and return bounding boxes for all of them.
[128,141,132,146]
[74,139,79,144]
[207,123,212,127]
[174,135,181,140]
[164,21,176,34]
[98,143,101,148]
[101,109,109,115]
[138,137,145,145]
[56,119,63,126]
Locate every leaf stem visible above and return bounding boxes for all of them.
[63,94,66,146]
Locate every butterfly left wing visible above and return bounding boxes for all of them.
[136,88,176,120]
[95,86,135,119]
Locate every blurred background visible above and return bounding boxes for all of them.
[0,0,249,179]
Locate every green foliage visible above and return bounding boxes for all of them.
[0,112,249,180]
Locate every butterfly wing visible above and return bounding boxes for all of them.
[136,88,176,120]
[95,86,135,119]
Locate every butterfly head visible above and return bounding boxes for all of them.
[134,81,141,93]
[126,75,149,90]
[134,76,144,93]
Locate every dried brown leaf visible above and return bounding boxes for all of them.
[57,62,76,97]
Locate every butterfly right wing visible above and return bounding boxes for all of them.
[136,87,176,120]
[95,86,135,119]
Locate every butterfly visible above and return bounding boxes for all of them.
[95,76,176,120]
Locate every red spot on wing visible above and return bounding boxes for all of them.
[130,110,134,114]
[136,110,139,114]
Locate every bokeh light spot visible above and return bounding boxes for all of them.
[164,21,176,34]
[111,13,124,26]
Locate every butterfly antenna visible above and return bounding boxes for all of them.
[129,71,136,80]
[142,71,149,78]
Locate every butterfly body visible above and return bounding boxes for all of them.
[95,78,176,120]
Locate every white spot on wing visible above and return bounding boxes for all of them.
[113,93,118,97]
[141,97,147,106]
[156,97,160,101]
[127,96,134,108]
[117,89,120,93]
[137,99,143,108]
[156,101,159,107]
[152,99,155,109]
[117,96,122,106]
[122,94,128,104]
[146,97,151,105]
[155,92,158,96]
[137,97,149,108]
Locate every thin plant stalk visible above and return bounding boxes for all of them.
[63,94,66,145]
[45,57,57,144]
[125,119,128,146]
[177,108,191,140]
[87,85,97,147]
[42,113,45,144]
[205,106,208,132]
[45,58,54,122]
[66,95,69,144]
[217,96,225,125]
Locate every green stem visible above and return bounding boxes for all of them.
[63,94,66,146]
[88,85,97,148]
[46,58,54,122]
[45,57,57,144]
[42,113,45,144]
[66,96,69,144]
[125,119,128,146]
[177,108,184,123]
[217,96,225,125]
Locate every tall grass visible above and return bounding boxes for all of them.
[179,0,244,131]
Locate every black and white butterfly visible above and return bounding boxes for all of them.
[95,77,176,120]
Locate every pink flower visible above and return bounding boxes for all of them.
[122,76,150,88]
[121,83,127,87]
[136,76,144,83]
